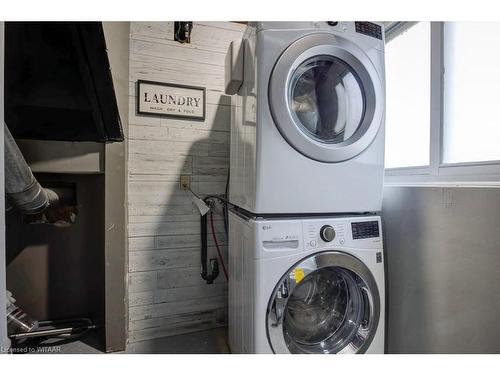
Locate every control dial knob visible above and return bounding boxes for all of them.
[320,225,336,242]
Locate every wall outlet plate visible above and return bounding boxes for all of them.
[180,175,191,191]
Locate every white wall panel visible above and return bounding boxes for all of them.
[127,21,244,343]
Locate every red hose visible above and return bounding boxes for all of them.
[210,211,228,281]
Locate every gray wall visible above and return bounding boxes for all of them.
[383,185,500,353]
[102,21,129,353]
[17,140,104,174]
[6,174,105,333]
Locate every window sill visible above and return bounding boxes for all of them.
[384,173,500,187]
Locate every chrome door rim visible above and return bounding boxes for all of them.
[268,33,384,163]
[266,251,380,354]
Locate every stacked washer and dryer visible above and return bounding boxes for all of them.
[224,22,386,354]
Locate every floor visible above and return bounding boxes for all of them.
[124,328,230,354]
[36,327,230,354]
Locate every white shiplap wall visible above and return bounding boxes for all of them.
[127,22,245,343]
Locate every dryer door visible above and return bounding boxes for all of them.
[266,251,380,354]
[269,33,384,163]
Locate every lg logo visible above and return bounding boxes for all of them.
[262,225,271,230]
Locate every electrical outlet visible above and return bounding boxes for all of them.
[180,175,191,191]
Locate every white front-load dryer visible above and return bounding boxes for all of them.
[228,210,385,354]
[228,22,386,214]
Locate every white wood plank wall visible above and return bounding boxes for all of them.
[127,21,245,343]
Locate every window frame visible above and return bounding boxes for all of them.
[384,22,500,185]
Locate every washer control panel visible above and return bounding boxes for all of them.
[303,217,382,250]
[351,221,380,239]
[304,221,347,250]
[355,21,383,40]
[325,21,349,32]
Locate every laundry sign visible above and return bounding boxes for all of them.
[137,80,206,120]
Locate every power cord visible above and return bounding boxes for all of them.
[210,210,228,281]
[191,188,231,284]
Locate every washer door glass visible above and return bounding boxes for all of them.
[289,55,365,144]
[284,267,364,353]
[267,251,380,354]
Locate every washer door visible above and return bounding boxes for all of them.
[269,33,384,162]
[266,251,380,354]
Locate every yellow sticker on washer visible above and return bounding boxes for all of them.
[294,268,305,283]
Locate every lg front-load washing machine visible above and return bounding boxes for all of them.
[228,209,385,354]
[228,22,386,214]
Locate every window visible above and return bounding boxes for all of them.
[442,22,500,164]
[384,22,500,184]
[384,22,431,169]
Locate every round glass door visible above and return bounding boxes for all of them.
[289,55,365,144]
[269,33,384,163]
[267,251,380,354]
